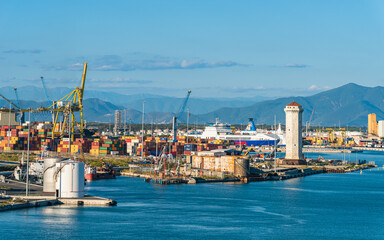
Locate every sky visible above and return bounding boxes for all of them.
[0,0,384,98]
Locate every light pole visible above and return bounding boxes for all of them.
[68,105,72,158]
[7,102,11,151]
[124,109,127,136]
[142,101,145,159]
[186,108,190,144]
[129,118,131,135]
[26,109,31,196]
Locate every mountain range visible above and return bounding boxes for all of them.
[194,83,384,126]
[0,83,382,126]
[0,86,267,114]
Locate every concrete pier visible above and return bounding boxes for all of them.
[4,195,117,207]
[0,179,117,211]
[58,196,117,206]
[0,199,58,212]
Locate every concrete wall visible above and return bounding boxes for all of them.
[284,105,304,160]
[192,155,236,173]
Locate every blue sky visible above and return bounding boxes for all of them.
[0,0,383,98]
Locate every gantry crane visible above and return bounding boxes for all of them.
[171,90,191,142]
[50,62,87,139]
[0,63,88,139]
[0,93,20,122]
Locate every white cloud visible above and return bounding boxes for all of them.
[308,85,330,91]
[283,63,310,68]
[51,54,246,72]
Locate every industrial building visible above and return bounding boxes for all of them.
[0,111,18,126]
[368,113,378,136]
[191,154,249,178]
[114,110,122,136]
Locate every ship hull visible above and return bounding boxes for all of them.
[85,172,116,181]
[234,140,278,146]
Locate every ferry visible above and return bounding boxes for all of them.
[189,118,285,146]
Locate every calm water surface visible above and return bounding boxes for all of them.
[1,151,384,239]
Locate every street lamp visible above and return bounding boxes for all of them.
[186,108,190,144]
[142,101,145,159]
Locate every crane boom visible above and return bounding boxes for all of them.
[175,90,191,119]
[14,88,24,124]
[172,90,191,142]
[13,88,21,108]
[306,108,315,136]
[0,93,19,109]
[79,63,87,104]
[308,108,315,128]
[40,76,50,102]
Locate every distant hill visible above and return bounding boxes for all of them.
[0,86,267,114]
[0,83,382,126]
[193,83,384,126]
[0,98,173,123]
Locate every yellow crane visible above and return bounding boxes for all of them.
[0,63,88,140]
[326,128,336,144]
[50,63,87,139]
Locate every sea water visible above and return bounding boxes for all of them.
[1,151,384,239]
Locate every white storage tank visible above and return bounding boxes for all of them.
[43,157,66,193]
[55,160,85,198]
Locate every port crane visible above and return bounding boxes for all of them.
[50,63,87,139]
[154,145,168,177]
[13,88,24,124]
[0,63,88,139]
[171,90,191,142]
[305,108,315,136]
[40,76,51,102]
[0,92,22,124]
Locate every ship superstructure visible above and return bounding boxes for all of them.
[190,118,283,146]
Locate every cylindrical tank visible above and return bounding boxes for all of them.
[43,157,65,193]
[56,160,85,198]
[234,158,250,177]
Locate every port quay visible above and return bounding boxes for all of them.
[2,1,384,239]
[1,97,384,239]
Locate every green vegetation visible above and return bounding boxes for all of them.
[0,198,25,207]
[0,152,39,163]
[201,175,222,180]
[85,157,132,168]
[224,174,235,179]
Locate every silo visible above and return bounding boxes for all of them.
[56,160,85,198]
[234,158,250,178]
[43,157,65,193]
